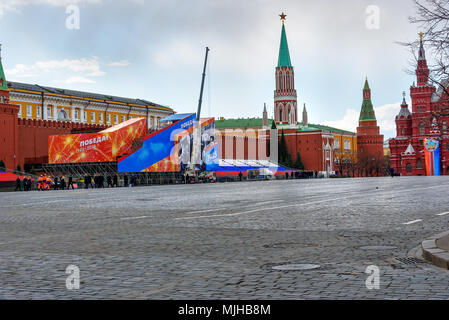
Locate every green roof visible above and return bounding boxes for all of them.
[359,78,376,121]
[0,56,7,90]
[278,24,292,67]
[215,118,355,134]
[215,118,273,129]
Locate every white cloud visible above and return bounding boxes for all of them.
[0,0,101,14]
[375,103,402,132]
[6,57,105,78]
[63,76,95,84]
[321,109,359,133]
[321,102,403,138]
[108,60,130,67]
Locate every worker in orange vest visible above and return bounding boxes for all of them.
[37,175,43,191]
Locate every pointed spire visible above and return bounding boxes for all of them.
[397,91,411,118]
[302,103,308,127]
[359,77,376,121]
[418,32,426,61]
[263,103,268,127]
[364,77,370,90]
[0,43,8,90]
[277,14,292,67]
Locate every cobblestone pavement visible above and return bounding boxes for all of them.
[1,176,449,299]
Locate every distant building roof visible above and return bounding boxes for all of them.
[215,117,355,134]
[7,81,172,111]
[215,118,274,129]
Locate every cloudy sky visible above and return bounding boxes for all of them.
[0,0,428,138]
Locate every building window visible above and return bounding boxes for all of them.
[114,114,118,124]
[83,111,87,122]
[26,105,32,117]
[417,158,422,169]
[149,118,153,128]
[406,163,412,173]
[129,115,133,119]
[36,106,41,119]
[419,122,425,135]
[121,115,125,123]
[91,112,95,123]
[106,113,111,124]
[74,109,79,120]
[99,112,103,123]
[58,109,68,121]
[47,107,52,118]
[1,95,4,103]
[344,139,351,150]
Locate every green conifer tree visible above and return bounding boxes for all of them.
[294,152,305,170]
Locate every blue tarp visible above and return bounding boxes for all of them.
[161,113,195,122]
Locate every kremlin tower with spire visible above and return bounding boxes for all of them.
[356,77,384,167]
[274,12,297,125]
[389,33,449,176]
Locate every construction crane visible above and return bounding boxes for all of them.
[185,47,210,182]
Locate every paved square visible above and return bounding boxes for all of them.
[1,176,449,299]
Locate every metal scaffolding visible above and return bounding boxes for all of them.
[42,161,184,187]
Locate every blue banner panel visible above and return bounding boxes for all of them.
[117,114,196,172]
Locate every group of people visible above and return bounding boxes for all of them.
[83,174,137,189]
[38,175,75,191]
[14,176,33,191]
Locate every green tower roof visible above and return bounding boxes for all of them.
[359,78,376,121]
[363,77,370,90]
[0,45,7,90]
[277,23,292,67]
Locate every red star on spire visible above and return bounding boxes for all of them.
[279,12,287,22]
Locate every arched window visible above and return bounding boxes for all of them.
[279,109,283,122]
[443,121,447,133]
[417,158,422,169]
[406,163,412,173]
[286,73,290,89]
[419,122,425,135]
[57,109,69,121]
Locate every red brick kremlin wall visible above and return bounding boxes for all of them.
[0,111,107,170]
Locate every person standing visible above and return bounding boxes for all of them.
[54,177,59,190]
[23,176,28,191]
[113,175,118,187]
[107,176,112,188]
[68,176,74,189]
[15,177,21,191]
[238,171,243,181]
[60,177,66,190]
[123,175,128,187]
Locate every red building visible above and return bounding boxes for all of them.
[215,13,357,175]
[389,34,449,176]
[0,44,172,172]
[356,78,384,169]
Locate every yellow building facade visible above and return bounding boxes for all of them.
[8,81,174,130]
[332,132,358,167]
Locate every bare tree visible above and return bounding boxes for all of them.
[400,0,449,98]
